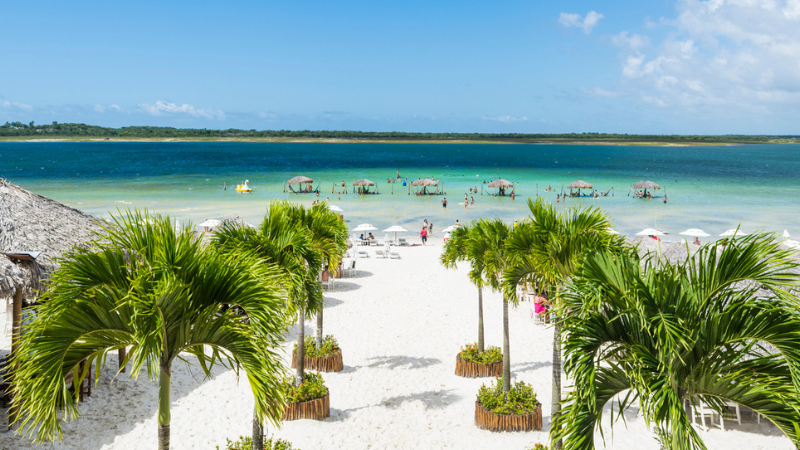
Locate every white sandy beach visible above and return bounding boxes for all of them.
[0,237,793,450]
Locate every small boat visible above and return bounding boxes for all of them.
[236,180,253,193]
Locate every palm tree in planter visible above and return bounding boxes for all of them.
[212,201,326,447]
[10,210,287,450]
[554,234,800,449]
[441,223,501,377]
[467,219,543,432]
[290,202,348,367]
[502,198,625,446]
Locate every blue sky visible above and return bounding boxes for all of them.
[2,1,799,134]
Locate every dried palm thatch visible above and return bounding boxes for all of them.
[0,179,104,299]
[632,180,661,190]
[487,178,514,188]
[410,178,439,186]
[567,180,593,189]
[287,176,313,185]
[352,179,375,187]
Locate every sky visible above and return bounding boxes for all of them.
[1,0,800,134]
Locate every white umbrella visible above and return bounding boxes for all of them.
[679,228,710,237]
[606,227,620,235]
[635,228,666,236]
[383,225,408,243]
[719,229,747,237]
[783,229,791,238]
[198,219,221,231]
[441,225,457,233]
[353,223,378,232]
[329,205,344,213]
[785,239,800,248]
[384,238,390,253]
[174,219,180,233]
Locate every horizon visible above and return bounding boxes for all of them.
[2,1,800,134]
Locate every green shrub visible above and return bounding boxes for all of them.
[458,343,502,364]
[476,377,540,415]
[281,371,328,403]
[216,435,299,450]
[293,334,339,358]
[527,444,549,450]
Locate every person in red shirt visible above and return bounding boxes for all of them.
[421,227,428,245]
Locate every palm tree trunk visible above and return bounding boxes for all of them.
[477,288,485,353]
[296,308,305,385]
[502,296,510,398]
[316,307,324,349]
[251,409,263,450]
[158,361,171,450]
[551,321,562,450]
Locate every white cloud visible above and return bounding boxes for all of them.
[559,11,604,34]
[581,87,623,98]
[258,112,278,120]
[483,115,528,123]
[95,104,125,113]
[615,0,800,112]
[138,100,225,120]
[94,104,105,113]
[0,100,32,111]
[612,31,649,50]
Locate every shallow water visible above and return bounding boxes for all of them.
[2,142,798,240]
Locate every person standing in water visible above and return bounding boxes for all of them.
[442,197,447,208]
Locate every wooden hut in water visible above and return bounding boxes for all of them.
[484,178,515,196]
[567,180,593,197]
[353,179,378,195]
[409,178,444,196]
[285,176,319,194]
[631,180,662,198]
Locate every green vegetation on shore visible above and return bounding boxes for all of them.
[2,121,798,144]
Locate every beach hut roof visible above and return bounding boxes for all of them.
[567,180,593,189]
[0,179,104,298]
[287,176,313,185]
[632,180,661,190]
[352,179,375,186]
[410,178,439,186]
[488,178,514,188]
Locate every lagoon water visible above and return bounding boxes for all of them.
[2,142,798,240]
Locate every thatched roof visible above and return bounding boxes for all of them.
[287,176,313,185]
[352,179,375,186]
[410,178,439,186]
[632,180,661,190]
[488,178,514,188]
[567,180,593,189]
[0,179,104,298]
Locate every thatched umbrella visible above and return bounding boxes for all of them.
[488,178,514,188]
[285,176,315,193]
[409,178,441,195]
[567,180,593,196]
[353,179,377,195]
[0,179,104,356]
[632,180,661,197]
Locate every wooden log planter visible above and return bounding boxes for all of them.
[474,401,542,432]
[455,354,503,378]
[283,392,330,421]
[291,349,344,372]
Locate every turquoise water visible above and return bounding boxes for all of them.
[2,142,799,240]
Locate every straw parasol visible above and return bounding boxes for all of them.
[352,179,375,187]
[488,178,514,188]
[0,179,105,355]
[410,178,439,186]
[567,180,593,189]
[632,181,661,190]
[287,176,313,185]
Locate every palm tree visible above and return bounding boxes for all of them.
[292,203,348,348]
[212,201,323,450]
[553,234,800,449]
[10,210,287,450]
[503,198,624,447]
[440,224,488,353]
[469,219,514,394]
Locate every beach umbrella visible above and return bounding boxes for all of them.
[353,223,378,232]
[383,225,408,243]
[606,227,621,235]
[567,180,593,196]
[287,176,313,185]
[488,178,514,188]
[635,228,666,236]
[328,204,344,213]
[632,181,661,190]
[679,228,710,237]
[441,225,457,233]
[384,237,390,253]
[783,230,791,238]
[719,229,748,237]
[198,219,222,231]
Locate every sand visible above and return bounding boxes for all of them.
[0,237,793,450]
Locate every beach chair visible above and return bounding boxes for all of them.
[375,249,388,258]
[357,248,369,258]
[389,251,401,259]
[686,397,724,431]
[398,237,408,246]
[342,260,356,277]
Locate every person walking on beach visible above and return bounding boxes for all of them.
[421,226,428,245]
[423,219,428,230]
[429,223,433,234]
[442,197,447,208]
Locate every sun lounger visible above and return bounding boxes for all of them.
[357,248,369,258]
[398,237,408,246]
[389,251,401,259]
[375,249,388,258]
[342,259,355,277]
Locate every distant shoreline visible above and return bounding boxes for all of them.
[0,137,760,146]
